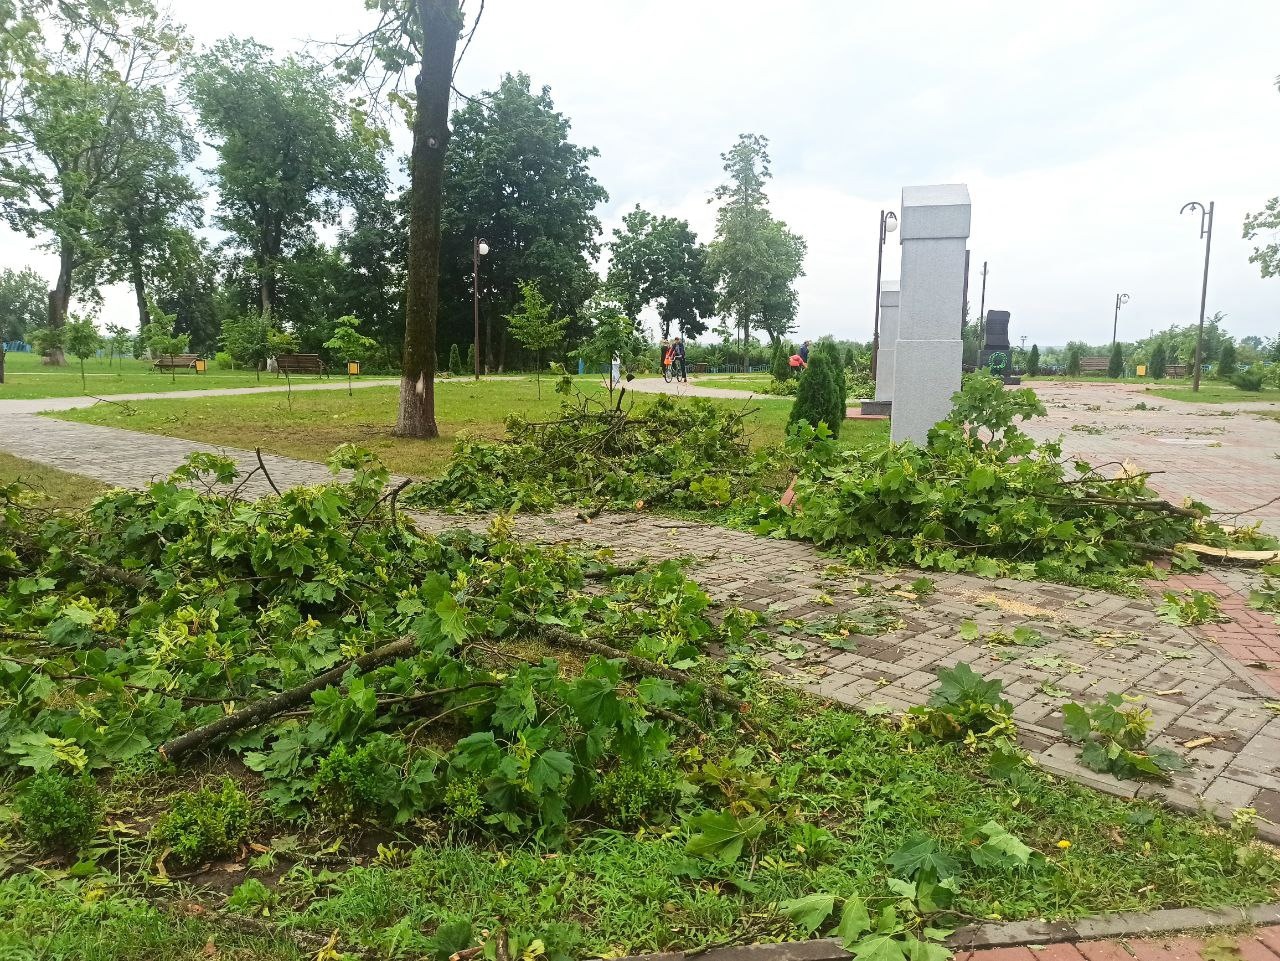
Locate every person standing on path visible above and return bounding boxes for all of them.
[672,337,687,382]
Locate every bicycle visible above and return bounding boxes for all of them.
[662,353,687,383]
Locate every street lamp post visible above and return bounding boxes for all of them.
[977,261,989,344]
[870,209,898,378]
[1111,293,1129,349]
[1179,201,1214,393]
[472,238,489,380]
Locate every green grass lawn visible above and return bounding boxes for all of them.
[1145,382,1280,404]
[0,349,387,400]
[49,378,886,479]
[0,452,107,509]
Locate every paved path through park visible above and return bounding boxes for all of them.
[3,380,1280,835]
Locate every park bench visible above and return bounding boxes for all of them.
[275,353,327,377]
[689,363,708,374]
[153,353,200,371]
[1165,364,1188,378]
[1079,356,1110,373]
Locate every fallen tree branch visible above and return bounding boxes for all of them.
[158,636,417,763]
[538,625,742,711]
[255,448,282,496]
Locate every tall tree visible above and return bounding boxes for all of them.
[185,38,384,318]
[440,72,607,372]
[337,0,469,438]
[91,98,202,332]
[0,0,189,361]
[0,266,46,343]
[707,134,806,368]
[607,205,715,340]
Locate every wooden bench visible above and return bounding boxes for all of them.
[153,353,200,371]
[275,353,327,377]
[1079,356,1110,373]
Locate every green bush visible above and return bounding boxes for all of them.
[314,735,414,825]
[596,758,684,827]
[787,349,843,438]
[150,778,255,865]
[15,771,102,852]
[449,343,464,376]
[1027,344,1040,376]
[1107,342,1123,378]
[770,342,791,382]
[1231,369,1264,392]
[214,351,235,370]
[816,338,846,402]
[1148,342,1167,379]
[465,343,476,375]
[1216,341,1237,379]
[1066,345,1082,376]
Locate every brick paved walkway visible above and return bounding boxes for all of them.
[3,385,1280,836]
[1013,381,1280,537]
[410,509,1280,840]
[961,925,1280,961]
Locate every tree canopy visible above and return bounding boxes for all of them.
[607,205,715,340]
[439,72,607,371]
[185,38,385,318]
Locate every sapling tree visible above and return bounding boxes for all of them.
[142,304,190,383]
[1107,342,1123,379]
[104,324,133,367]
[323,315,377,396]
[506,281,569,398]
[268,328,300,404]
[64,316,104,391]
[1027,344,1040,376]
[219,313,274,382]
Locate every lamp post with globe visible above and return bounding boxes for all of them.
[473,238,489,379]
[871,209,898,378]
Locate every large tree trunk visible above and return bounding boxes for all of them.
[45,243,73,365]
[394,0,460,438]
[484,309,493,374]
[130,233,149,331]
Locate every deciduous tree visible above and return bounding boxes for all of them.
[0,0,189,362]
[440,73,607,372]
[707,134,806,368]
[185,39,384,318]
[607,205,715,340]
[506,280,569,398]
[63,314,102,390]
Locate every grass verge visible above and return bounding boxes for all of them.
[1145,383,1280,405]
[0,451,107,510]
[48,378,885,479]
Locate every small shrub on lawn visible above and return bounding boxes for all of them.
[1231,370,1264,392]
[214,351,235,370]
[788,349,844,438]
[595,758,685,827]
[16,771,102,852]
[151,778,255,865]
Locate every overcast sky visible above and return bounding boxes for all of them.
[5,0,1279,346]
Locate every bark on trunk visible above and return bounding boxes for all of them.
[484,309,493,375]
[394,0,460,439]
[45,243,73,365]
[130,239,148,332]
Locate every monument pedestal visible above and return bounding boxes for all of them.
[890,185,971,445]
[859,400,892,416]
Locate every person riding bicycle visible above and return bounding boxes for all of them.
[672,337,687,381]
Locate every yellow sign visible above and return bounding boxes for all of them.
[1136,364,1147,377]
[194,358,207,373]
[347,361,361,376]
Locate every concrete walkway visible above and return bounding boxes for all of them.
[960,925,1280,961]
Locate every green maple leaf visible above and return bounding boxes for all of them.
[853,934,909,961]
[886,835,959,881]
[778,893,836,934]
[836,896,871,944]
[685,809,765,863]
[433,594,469,643]
[969,820,1033,869]
[528,750,573,796]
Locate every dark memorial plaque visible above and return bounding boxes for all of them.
[978,310,1020,384]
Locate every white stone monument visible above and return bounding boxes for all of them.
[872,279,900,406]
[890,184,971,445]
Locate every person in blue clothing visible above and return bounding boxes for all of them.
[798,340,811,365]
[672,337,688,381]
